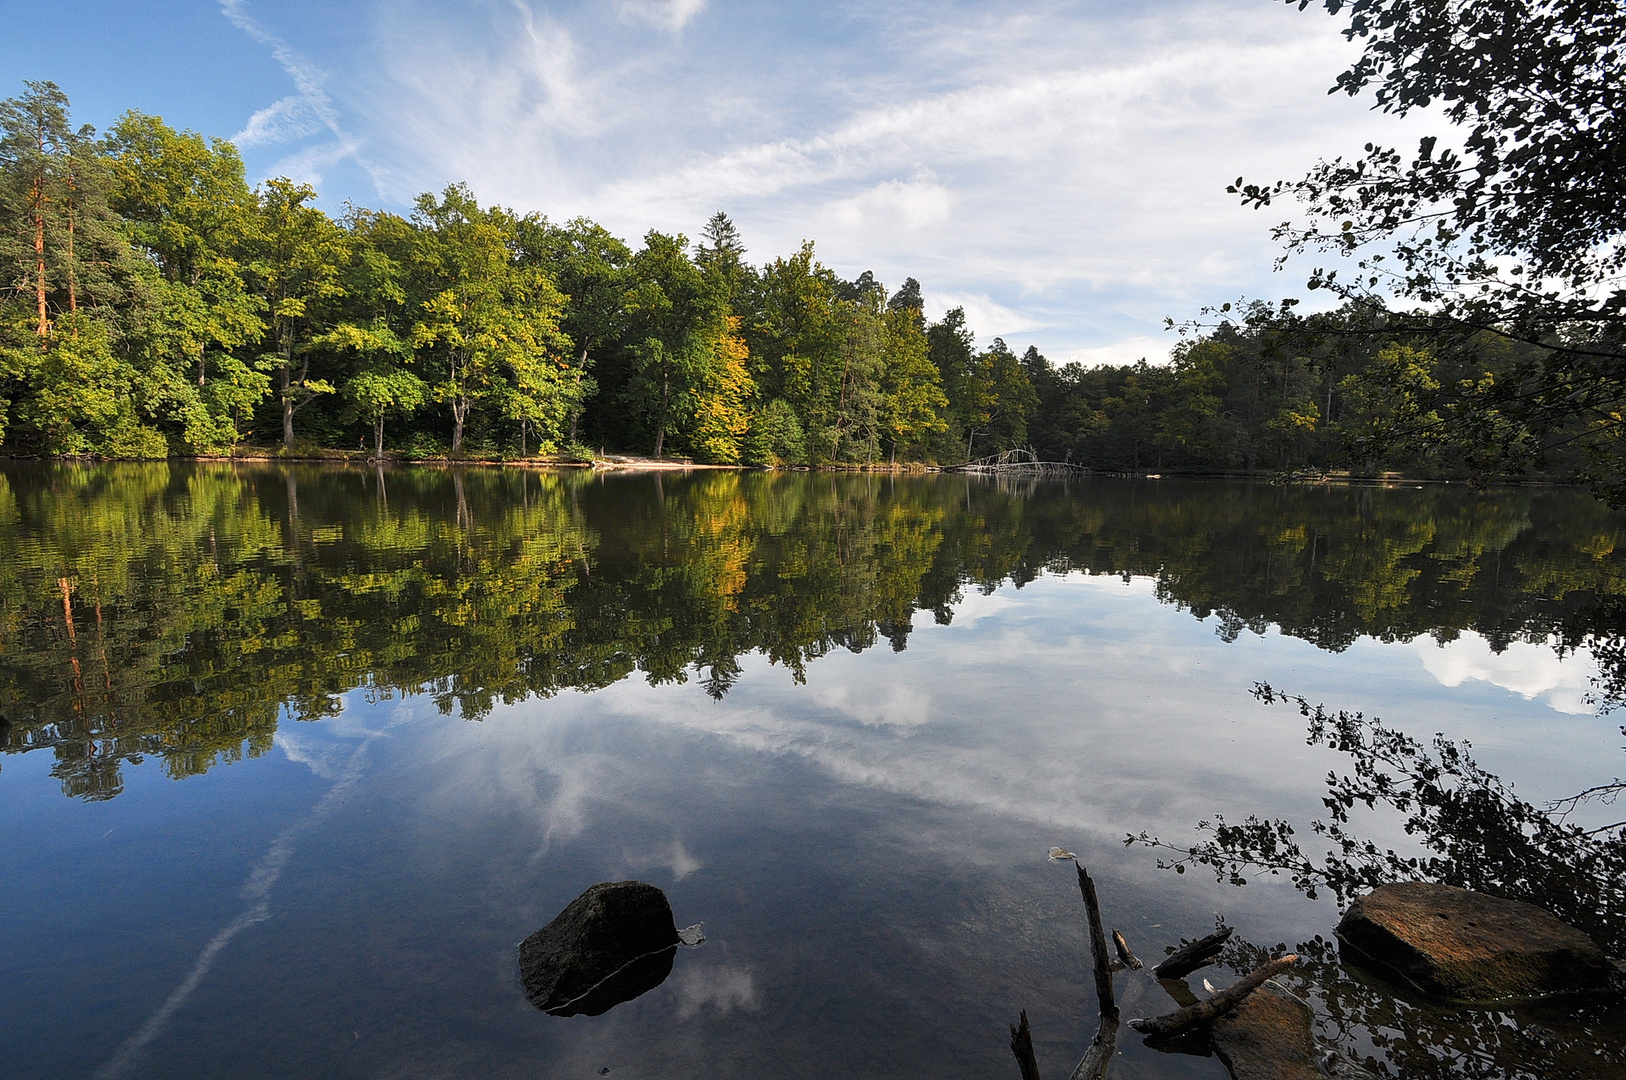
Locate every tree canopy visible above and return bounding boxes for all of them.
[1220,0,1626,497]
[0,86,1013,467]
[5,50,1625,491]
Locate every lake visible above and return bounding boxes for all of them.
[3,463,1623,1079]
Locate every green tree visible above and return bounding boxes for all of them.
[103,115,261,383]
[964,338,1039,457]
[0,83,163,456]
[623,230,727,457]
[0,81,69,338]
[248,178,345,449]
[410,185,571,454]
[742,242,846,459]
[877,302,946,463]
[514,215,624,444]
[1235,0,1626,496]
[344,364,427,459]
[744,397,807,466]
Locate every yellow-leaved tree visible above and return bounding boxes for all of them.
[690,316,754,464]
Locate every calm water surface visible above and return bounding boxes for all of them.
[3,464,1624,1078]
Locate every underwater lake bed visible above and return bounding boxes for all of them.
[3,464,1624,1078]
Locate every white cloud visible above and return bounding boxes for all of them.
[218,0,382,191]
[1057,337,1169,368]
[232,95,323,148]
[259,140,362,191]
[218,1,1440,358]
[929,292,1044,341]
[823,177,952,232]
[616,0,707,32]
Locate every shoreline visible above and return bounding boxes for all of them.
[0,452,1588,488]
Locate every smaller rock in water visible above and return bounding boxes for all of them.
[1212,987,1378,1080]
[1336,882,1613,1001]
[1211,987,1321,1080]
[519,880,680,1017]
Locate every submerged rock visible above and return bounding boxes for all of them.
[1335,882,1613,1001]
[1211,987,1320,1080]
[1212,987,1377,1080]
[519,880,679,1017]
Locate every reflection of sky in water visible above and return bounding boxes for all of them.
[1414,631,1600,714]
[2,572,1619,1079]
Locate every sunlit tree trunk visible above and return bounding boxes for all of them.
[452,398,467,453]
[652,370,669,457]
[449,351,469,453]
[280,364,296,448]
[64,162,77,317]
[32,171,47,336]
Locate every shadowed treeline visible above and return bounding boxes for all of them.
[4,464,1626,800]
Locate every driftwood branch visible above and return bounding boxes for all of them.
[1074,862,1120,1020]
[1129,954,1299,1037]
[1067,1016,1120,1080]
[1111,930,1143,971]
[1151,926,1234,979]
[1010,1009,1042,1080]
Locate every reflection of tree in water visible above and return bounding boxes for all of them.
[1134,686,1626,956]
[1211,933,1626,1079]
[8,465,1626,800]
[1129,683,1626,1076]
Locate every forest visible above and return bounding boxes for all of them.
[0,80,1598,478]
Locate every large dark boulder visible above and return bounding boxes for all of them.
[519,880,679,1017]
[1336,882,1613,1001]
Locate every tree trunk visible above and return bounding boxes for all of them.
[568,347,588,443]
[65,203,76,315]
[451,398,466,453]
[280,366,296,449]
[374,413,385,459]
[33,174,47,337]
[652,370,670,457]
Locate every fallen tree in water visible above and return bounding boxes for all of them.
[1006,857,1296,1079]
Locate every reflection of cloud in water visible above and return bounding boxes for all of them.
[96,739,375,1079]
[625,839,702,882]
[1415,632,1598,714]
[942,589,1024,627]
[397,574,1611,893]
[810,680,932,729]
[275,728,345,779]
[673,964,758,1019]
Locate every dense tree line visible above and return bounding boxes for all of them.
[0,83,1013,466]
[0,82,1553,479]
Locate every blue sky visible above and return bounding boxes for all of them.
[4,0,1429,363]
